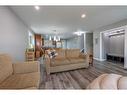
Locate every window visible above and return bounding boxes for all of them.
[28,31,34,48]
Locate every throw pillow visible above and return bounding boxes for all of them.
[47,49,58,59]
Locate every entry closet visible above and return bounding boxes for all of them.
[103,29,125,63]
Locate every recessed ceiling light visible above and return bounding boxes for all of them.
[81,14,86,18]
[34,6,40,10]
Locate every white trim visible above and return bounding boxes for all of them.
[124,67,127,70]
[100,32,103,60]
[93,57,100,61]
[94,57,106,61]
[100,59,106,61]
[100,25,127,34]
[83,33,86,53]
[124,27,127,69]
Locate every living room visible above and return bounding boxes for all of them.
[1,4,127,91]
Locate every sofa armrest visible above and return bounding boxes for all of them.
[79,53,90,63]
[44,54,51,75]
[13,61,40,74]
[79,53,86,58]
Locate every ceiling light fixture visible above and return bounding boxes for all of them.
[74,31,85,36]
[35,6,40,10]
[81,14,86,18]
[49,36,52,41]
[53,30,61,41]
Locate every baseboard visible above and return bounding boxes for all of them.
[93,57,100,61]
[123,66,127,70]
[94,57,106,61]
[124,68,127,70]
[100,59,106,61]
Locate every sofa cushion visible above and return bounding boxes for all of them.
[50,59,70,67]
[100,74,122,89]
[66,49,80,58]
[117,77,127,89]
[0,54,13,84]
[87,74,127,89]
[0,72,40,89]
[87,74,108,89]
[55,49,66,59]
[68,58,86,64]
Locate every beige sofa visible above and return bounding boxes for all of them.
[87,74,127,89]
[0,54,40,89]
[45,49,89,74]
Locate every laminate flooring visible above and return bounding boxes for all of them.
[39,60,127,89]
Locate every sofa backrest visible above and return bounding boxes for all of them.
[0,54,13,84]
[55,49,66,59]
[66,49,80,58]
[47,49,81,59]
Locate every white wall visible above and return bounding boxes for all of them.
[85,33,93,53]
[66,33,93,53]
[61,40,67,49]
[102,33,109,59]
[66,34,85,49]
[0,7,31,61]
[109,34,124,56]
[66,37,76,49]
[93,31,100,59]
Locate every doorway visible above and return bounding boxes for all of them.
[100,27,126,68]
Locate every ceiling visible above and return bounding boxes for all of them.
[10,6,127,39]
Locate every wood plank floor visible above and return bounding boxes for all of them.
[39,60,127,89]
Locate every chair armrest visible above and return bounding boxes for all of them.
[44,54,51,75]
[13,61,40,74]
